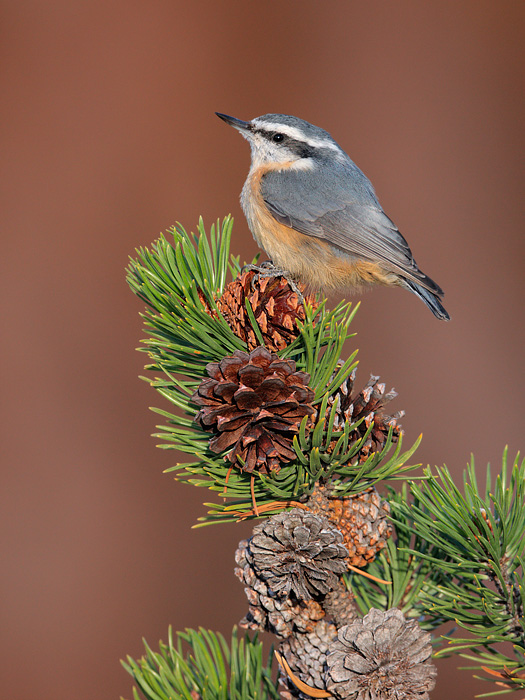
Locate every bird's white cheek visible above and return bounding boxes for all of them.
[250,137,303,167]
[250,139,276,166]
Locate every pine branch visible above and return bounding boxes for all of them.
[127,217,525,697]
[392,449,525,691]
[128,218,420,524]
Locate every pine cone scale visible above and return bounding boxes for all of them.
[215,411,255,430]
[209,427,245,453]
[212,382,238,400]
[216,356,246,380]
[262,401,313,417]
[258,377,289,399]
[237,362,265,383]
[233,388,266,410]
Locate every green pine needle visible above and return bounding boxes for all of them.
[121,627,279,700]
[389,449,525,693]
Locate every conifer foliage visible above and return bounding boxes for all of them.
[124,218,524,698]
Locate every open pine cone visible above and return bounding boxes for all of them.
[326,608,436,700]
[326,371,404,461]
[248,509,349,601]
[235,537,325,639]
[216,270,318,352]
[192,347,315,474]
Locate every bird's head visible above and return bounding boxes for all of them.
[216,112,345,171]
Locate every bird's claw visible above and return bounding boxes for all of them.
[241,262,305,303]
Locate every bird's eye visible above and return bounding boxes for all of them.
[272,133,284,143]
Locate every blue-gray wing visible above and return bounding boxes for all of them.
[260,160,440,293]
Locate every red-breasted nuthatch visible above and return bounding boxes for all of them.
[216,112,449,321]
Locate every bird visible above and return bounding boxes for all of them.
[216,112,449,321]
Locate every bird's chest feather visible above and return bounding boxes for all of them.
[241,164,309,263]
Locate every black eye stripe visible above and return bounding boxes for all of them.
[254,128,314,159]
[255,128,285,141]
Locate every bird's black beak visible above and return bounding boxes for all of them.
[215,112,251,131]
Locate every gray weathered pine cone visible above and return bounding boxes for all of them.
[249,509,349,601]
[326,608,437,700]
[235,538,325,639]
[322,582,359,628]
[278,619,337,699]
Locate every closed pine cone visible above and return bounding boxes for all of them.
[307,484,392,568]
[278,619,337,699]
[323,582,359,627]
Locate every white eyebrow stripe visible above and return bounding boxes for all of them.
[253,120,341,151]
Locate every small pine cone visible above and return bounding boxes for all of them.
[323,582,359,627]
[249,509,348,601]
[278,620,337,699]
[193,347,315,474]
[216,270,318,352]
[307,485,392,568]
[235,538,324,639]
[326,371,403,461]
[326,608,437,700]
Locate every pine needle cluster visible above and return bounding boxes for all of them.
[122,627,278,700]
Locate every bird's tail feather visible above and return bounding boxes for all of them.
[405,280,450,321]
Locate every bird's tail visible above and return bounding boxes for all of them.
[405,280,450,321]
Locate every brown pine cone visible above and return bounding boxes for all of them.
[326,608,437,700]
[307,485,392,568]
[278,620,337,700]
[327,371,403,461]
[216,270,318,352]
[192,347,315,474]
[235,538,325,639]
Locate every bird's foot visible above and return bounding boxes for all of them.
[242,262,305,303]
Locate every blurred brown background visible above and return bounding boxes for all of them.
[1,1,524,698]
